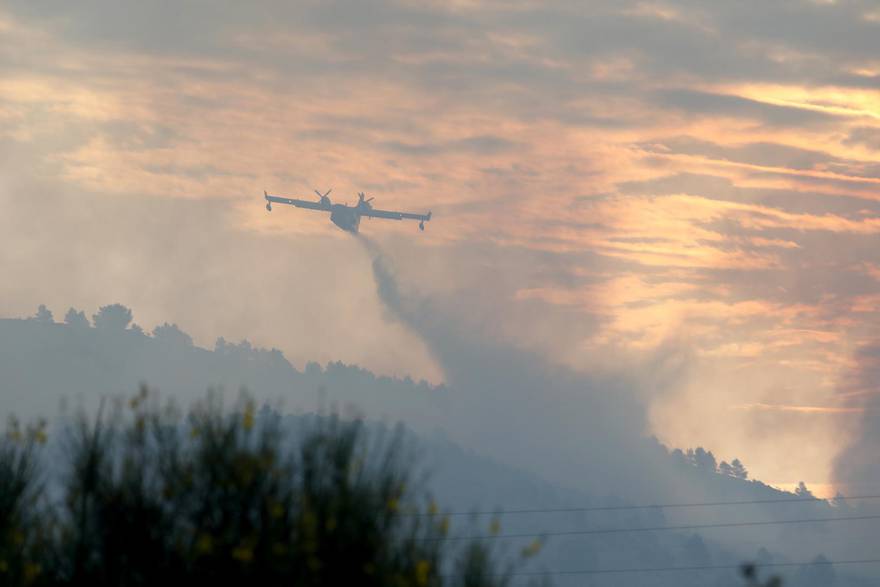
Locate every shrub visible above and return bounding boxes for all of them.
[0,390,520,587]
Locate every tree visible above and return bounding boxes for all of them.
[831,491,850,511]
[719,458,748,479]
[670,448,687,468]
[795,481,815,499]
[64,308,90,329]
[692,447,717,473]
[730,458,748,479]
[153,322,193,347]
[92,304,133,331]
[32,305,53,324]
[214,336,229,353]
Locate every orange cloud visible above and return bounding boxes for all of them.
[731,403,864,415]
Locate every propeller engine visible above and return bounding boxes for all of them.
[358,192,374,207]
[314,188,333,206]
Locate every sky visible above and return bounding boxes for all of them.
[1,0,879,494]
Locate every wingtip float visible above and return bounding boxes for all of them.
[264,189,432,233]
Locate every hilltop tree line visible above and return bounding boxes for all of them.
[33,303,190,344]
[27,304,291,365]
[671,446,749,480]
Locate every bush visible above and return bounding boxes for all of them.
[0,389,522,587]
[0,417,49,585]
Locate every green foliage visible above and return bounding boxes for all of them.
[0,389,522,587]
[0,417,49,586]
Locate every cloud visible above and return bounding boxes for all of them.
[652,89,837,127]
[638,136,869,174]
[843,126,880,151]
[732,403,864,415]
[380,135,518,156]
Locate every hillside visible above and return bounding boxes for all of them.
[1,309,876,586]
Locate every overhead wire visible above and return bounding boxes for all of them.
[421,493,880,581]
[428,513,880,541]
[499,557,880,579]
[418,493,880,517]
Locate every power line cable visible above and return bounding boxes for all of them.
[499,557,880,578]
[430,513,880,541]
[419,493,880,517]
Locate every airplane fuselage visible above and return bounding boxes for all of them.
[329,204,362,233]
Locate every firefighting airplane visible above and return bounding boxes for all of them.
[264,189,432,233]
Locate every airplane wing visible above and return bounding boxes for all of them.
[265,193,330,211]
[362,207,432,222]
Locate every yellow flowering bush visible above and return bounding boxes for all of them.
[0,388,530,587]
